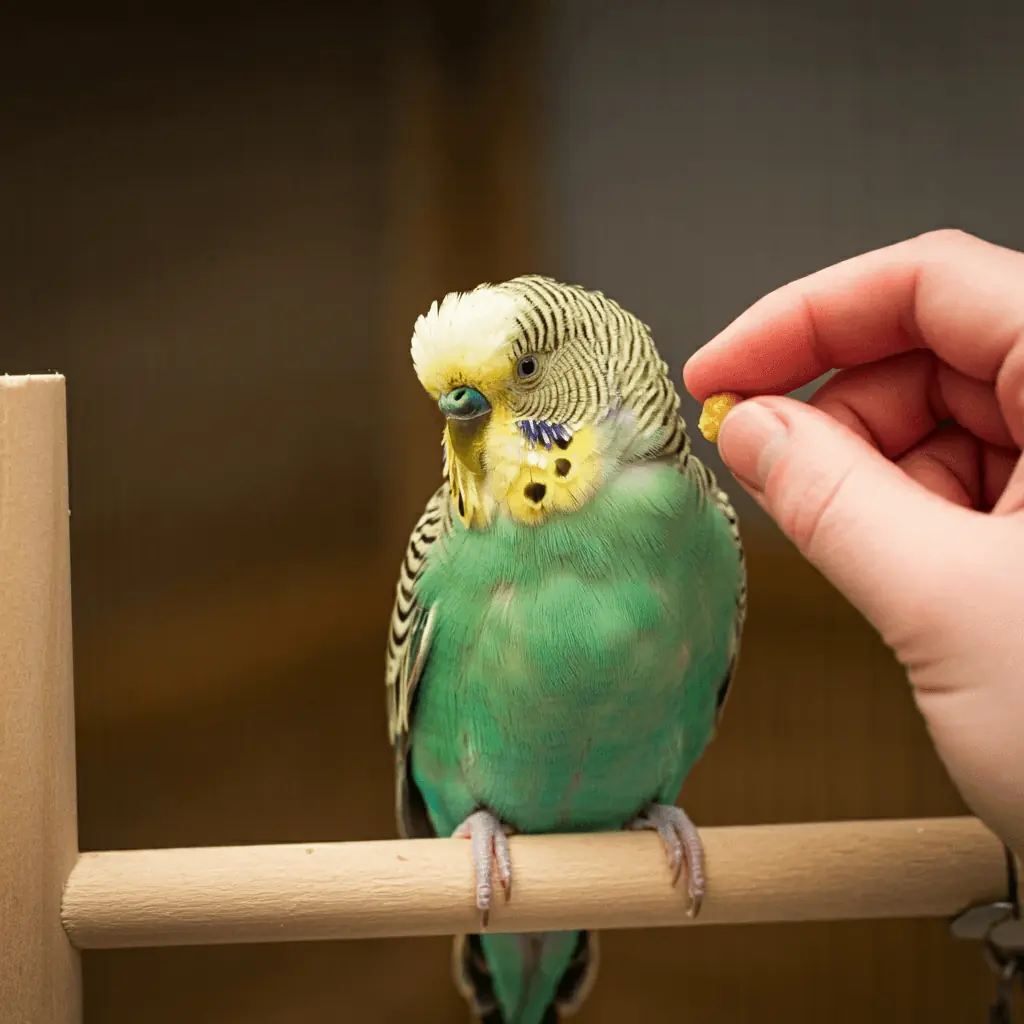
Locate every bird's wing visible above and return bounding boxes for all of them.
[385,482,452,838]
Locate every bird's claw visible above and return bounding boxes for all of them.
[452,809,513,927]
[627,803,705,917]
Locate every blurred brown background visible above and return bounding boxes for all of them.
[2,2,1022,1021]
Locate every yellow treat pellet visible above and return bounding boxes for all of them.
[697,392,742,443]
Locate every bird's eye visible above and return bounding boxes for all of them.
[516,355,538,380]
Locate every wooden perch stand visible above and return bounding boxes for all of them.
[0,375,1010,1020]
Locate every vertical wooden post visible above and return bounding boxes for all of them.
[0,375,81,1022]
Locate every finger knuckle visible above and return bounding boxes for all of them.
[915,226,975,252]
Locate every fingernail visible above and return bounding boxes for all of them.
[717,400,789,492]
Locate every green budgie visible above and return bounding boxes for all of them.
[386,276,746,1024]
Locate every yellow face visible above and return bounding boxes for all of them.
[411,287,607,529]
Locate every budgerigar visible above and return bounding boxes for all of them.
[386,276,746,1024]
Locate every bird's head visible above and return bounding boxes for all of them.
[410,276,678,528]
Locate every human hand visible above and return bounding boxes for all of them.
[684,229,1024,853]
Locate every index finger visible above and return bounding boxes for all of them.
[683,229,1024,400]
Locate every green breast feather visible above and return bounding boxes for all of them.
[409,459,742,838]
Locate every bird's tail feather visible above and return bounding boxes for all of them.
[453,930,598,1024]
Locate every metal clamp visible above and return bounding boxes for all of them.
[950,847,1023,1021]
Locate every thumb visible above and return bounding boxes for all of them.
[717,396,978,643]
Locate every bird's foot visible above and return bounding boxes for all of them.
[626,803,705,917]
[452,809,513,927]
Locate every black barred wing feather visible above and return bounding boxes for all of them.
[671,444,747,727]
[386,483,452,839]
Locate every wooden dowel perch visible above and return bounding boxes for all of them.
[0,376,82,1020]
[63,817,1004,949]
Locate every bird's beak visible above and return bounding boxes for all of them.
[438,386,491,422]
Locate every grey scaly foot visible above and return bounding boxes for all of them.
[627,803,706,917]
[452,809,513,927]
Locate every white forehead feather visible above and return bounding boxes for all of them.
[411,286,521,395]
